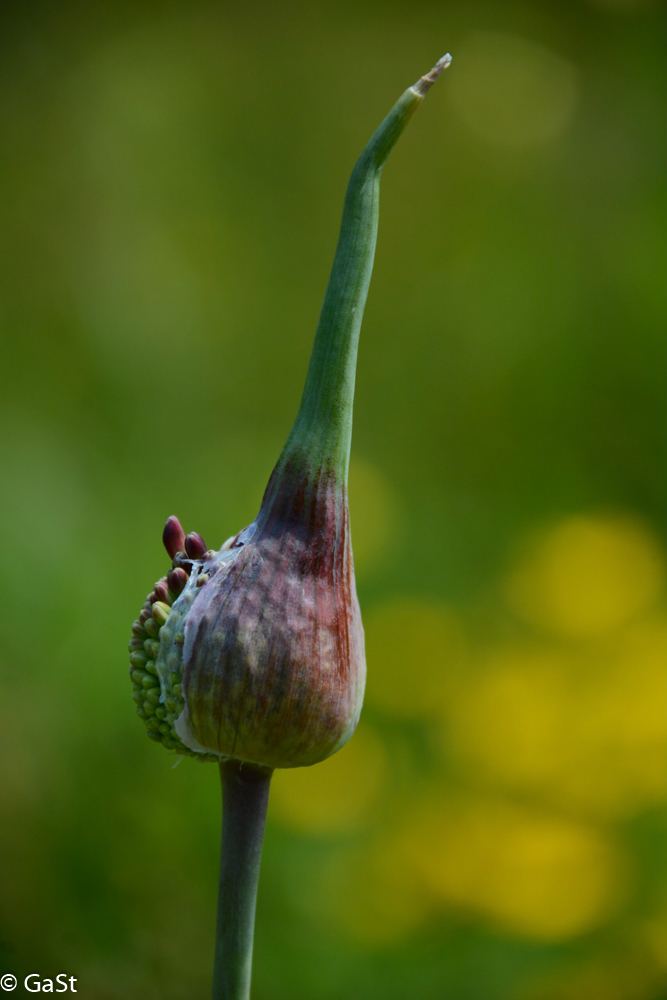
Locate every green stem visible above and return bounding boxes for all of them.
[279,54,451,484]
[212,760,273,1000]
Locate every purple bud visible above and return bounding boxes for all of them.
[185,532,208,559]
[168,567,189,595]
[127,58,453,768]
[182,459,365,769]
[163,516,186,560]
[154,582,172,605]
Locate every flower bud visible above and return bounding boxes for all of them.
[167,567,188,595]
[163,515,186,560]
[183,460,364,768]
[127,56,451,768]
[152,601,171,627]
[154,582,172,605]
[185,532,208,559]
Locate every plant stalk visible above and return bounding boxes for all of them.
[213,760,273,1000]
[279,53,451,485]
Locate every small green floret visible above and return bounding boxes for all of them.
[128,559,219,761]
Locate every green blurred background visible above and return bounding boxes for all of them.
[0,0,664,997]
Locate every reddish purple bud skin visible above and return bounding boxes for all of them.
[128,638,145,652]
[182,455,365,769]
[185,532,208,559]
[132,620,148,639]
[168,567,189,594]
[139,608,152,624]
[154,582,171,605]
[163,516,186,559]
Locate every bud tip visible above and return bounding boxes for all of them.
[412,52,452,96]
[163,516,186,559]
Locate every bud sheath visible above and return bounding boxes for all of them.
[181,58,452,771]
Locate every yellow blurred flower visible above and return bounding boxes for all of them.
[273,511,664,952]
[269,722,388,835]
[393,796,626,941]
[446,617,667,818]
[503,514,664,638]
[364,599,467,718]
[447,643,572,790]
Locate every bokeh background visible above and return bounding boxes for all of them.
[0,0,664,997]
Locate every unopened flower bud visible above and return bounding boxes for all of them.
[144,617,160,638]
[185,532,208,559]
[163,516,186,559]
[154,582,172,605]
[172,551,192,573]
[152,601,171,627]
[127,56,451,772]
[168,568,189,595]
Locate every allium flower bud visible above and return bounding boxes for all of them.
[129,476,363,768]
[127,54,452,772]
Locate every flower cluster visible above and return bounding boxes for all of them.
[127,516,219,761]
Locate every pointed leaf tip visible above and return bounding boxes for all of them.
[412,52,452,96]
